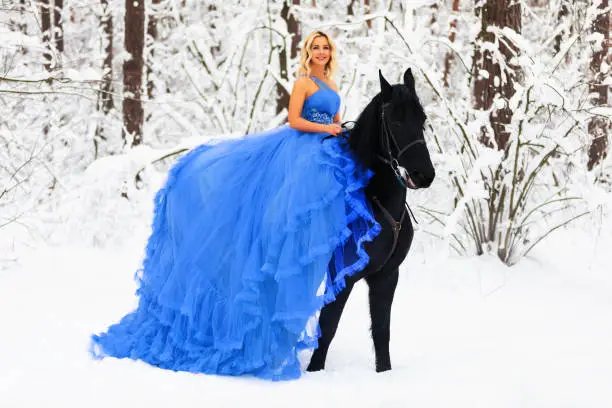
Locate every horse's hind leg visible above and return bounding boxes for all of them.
[366,267,399,372]
[306,280,355,372]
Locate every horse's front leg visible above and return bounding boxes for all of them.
[307,279,355,372]
[365,266,399,372]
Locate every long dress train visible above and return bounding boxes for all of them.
[90,76,381,380]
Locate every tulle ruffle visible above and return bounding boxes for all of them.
[91,125,380,380]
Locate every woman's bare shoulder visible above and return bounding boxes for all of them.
[295,75,311,83]
[293,76,318,99]
[294,75,313,89]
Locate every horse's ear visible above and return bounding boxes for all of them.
[379,69,392,100]
[404,68,415,90]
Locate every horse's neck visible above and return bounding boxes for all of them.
[355,97,407,218]
[366,165,407,218]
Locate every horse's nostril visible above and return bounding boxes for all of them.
[410,170,434,188]
[413,171,425,182]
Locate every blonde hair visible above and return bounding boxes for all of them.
[297,31,337,78]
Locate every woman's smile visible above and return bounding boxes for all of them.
[311,35,331,67]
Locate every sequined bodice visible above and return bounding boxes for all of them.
[301,76,341,125]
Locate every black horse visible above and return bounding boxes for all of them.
[307,68,435,373]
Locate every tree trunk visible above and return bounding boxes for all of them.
[95,0,115,157]
[207,4,221,57]
[123,0,145,147]
[472,0,522,151]
[100,0,114,114]
[365,0,372,29]
[428,2,440,35]
[54,0,64,53]
[586,0,609,171]
[147,0,162,100]
[9,0,28,35]
[20,0,28,34]
[347,0,372,30]
[443,0,460,87]
[553,1,570,54]
[41,0,53,71]
[348,0,357,15]
[277,0,300,115]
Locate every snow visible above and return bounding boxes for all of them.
[1,216,610,407]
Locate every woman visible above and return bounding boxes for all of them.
[91,31,381,381]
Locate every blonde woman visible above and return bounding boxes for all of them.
[91,30,380,381]
[289,30,343,136]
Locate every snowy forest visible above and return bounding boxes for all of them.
[1,0,611,406]
[1,0,610,264]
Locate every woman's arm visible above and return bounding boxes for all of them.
[288,77,338,134]
[331,80,341,124]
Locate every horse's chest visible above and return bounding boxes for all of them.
[386,216,414,268]
[366,211,414,272]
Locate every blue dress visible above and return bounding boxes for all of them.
[91,76,381,380]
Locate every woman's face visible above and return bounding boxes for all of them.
[310,36,331,68]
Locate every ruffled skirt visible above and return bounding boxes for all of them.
[90,125,381,380]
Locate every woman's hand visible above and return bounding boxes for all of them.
[325,123,343,136]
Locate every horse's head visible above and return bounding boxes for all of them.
[377,68,435,189]
[349,68,435,190]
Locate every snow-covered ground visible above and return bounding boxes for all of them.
[1,213,610,408]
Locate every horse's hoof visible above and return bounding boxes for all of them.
[376,365,391,373]
[306,363,324,372]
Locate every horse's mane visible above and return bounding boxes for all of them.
[348,93,382,170]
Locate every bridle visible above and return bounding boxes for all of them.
[336,102,425,189]
[376,102,426,189]
[337,101,421,220]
